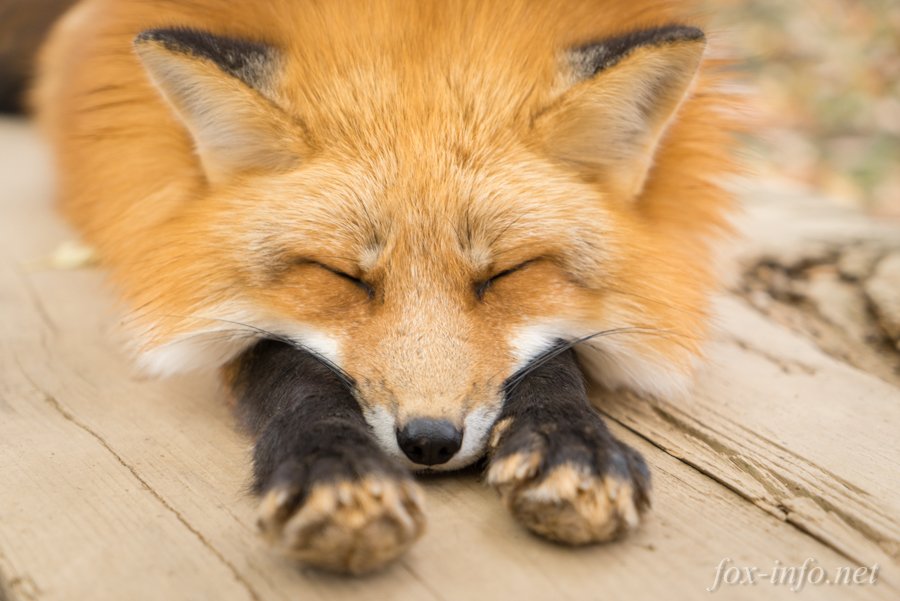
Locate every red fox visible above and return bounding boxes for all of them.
[33,0,742,574]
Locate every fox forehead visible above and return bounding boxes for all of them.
[222,146,614,284]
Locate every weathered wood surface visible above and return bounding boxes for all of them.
[1,117,898,600]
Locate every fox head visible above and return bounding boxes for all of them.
[127,12,736,470]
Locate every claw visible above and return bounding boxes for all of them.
[488,421,651,545]
[258,476,426,574]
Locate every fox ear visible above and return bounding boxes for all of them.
[536,26,706,200]
[134,29,303,184]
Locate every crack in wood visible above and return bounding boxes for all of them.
[11,267,57,336]
[12,361,263,601]
[598,385,900,572]
[763,468,897,561]
[601,407,871,566]
[736,242,900,386]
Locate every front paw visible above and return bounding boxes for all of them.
[487,411,651,544]
[256,456,425,574]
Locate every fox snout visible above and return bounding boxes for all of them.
[397,419,463,466]
[359,393,503,471]
[339,283,514,470]
[349,331,505,470]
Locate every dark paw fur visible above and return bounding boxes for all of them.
[487,408,651,544]
[233,340,425,574]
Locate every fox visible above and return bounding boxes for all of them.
[31,0,742,574]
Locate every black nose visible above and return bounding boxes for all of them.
[397,419,463,466]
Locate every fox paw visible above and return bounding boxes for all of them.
[257,470,425,574]
[487,414,651,544]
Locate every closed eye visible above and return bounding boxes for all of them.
[324,265,375,299]
[295,259,375,299]
[474,260,534,300]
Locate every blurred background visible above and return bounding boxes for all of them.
[2,0,899,217]
[712,0,900,218]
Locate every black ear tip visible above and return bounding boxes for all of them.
[133,28,189,47]
[133,28,190,52]
[573,23,707,55]
[569,23,707,80]
[133,29,159,46]
[131,27,275,89]
[656,25,706,45]
[133,27,220,52]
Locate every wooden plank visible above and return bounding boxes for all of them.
[0,263,258,601]
[1,117,896,600]
[599,297,900,571]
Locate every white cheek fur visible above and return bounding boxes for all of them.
[137,329,257,376]
[508,321,572,371]
[283,326,341,366]
[509,320,692,400]
[134,303,341,376]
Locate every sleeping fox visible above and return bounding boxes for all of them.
[32,0,741,574]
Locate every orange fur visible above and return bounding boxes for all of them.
[33,0,743,466]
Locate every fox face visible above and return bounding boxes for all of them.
[203,141,623,470]
[141,105,628,469]
[36,1,739,472]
